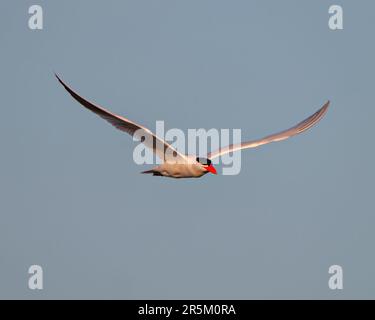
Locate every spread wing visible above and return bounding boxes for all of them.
[55,74,188,163]
[208,101,330,160]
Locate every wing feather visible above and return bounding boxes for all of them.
[55,74,187,163]
[208,101,330,160]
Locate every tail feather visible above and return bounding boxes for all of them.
[141,169,155,174]
[141,169,163,176]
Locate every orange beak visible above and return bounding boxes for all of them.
[205,164,217,175]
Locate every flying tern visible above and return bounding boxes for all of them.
[55,74,329,178]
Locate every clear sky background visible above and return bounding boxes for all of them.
[0,0,374,299]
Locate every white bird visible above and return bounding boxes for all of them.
[56,74,330,179]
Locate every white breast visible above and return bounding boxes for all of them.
[156,162,207,178]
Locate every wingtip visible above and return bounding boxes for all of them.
[321,100,330,112]
[54,72,61,81]
[54,73,68,89]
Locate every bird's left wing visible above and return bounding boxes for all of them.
[208,101,330,160]
[55,74,188,164]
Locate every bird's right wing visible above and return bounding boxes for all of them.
[208,101,330,160]
[55,74,188,164]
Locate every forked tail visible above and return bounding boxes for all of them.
[141,169,163,176]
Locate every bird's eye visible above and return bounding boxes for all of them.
[140,136,145,142]
[196,157,211,165]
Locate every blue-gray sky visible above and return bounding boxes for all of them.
[0,0,374,299]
